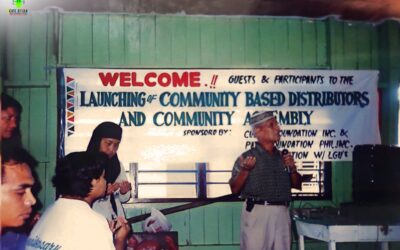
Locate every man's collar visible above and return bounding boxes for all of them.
[254,142,279,154]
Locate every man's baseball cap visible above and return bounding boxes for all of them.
[249,111,275,127]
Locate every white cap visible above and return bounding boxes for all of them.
[249,111,275,127]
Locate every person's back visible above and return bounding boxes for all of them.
[27,198,113,250]
[26,151,130,250]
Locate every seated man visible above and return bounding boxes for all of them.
[26,151,130,250]
[1,147,38,250]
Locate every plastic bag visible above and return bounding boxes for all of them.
[142,208,172,233]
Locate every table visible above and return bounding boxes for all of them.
[294,217,400,250]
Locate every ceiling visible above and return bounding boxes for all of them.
[19,0,400,22]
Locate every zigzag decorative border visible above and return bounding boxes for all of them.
[66,76,76,136]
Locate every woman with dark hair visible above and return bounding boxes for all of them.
[87,121,132,222]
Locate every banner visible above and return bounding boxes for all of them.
[60,68,380,170]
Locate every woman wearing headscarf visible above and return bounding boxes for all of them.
[87,121,132,222]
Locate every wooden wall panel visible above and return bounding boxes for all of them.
[61,14,79,65]
[171,16,187,66]
[171,210,191,245]
[259,18,275,67]
[217,205,234,244]
[316,21,328,67]
[272,19,290,67]
[186,17,201,66]
[229,18,245,66]
[30,14,48,81]
[199,17,217,66]
[189,207,205,244]
[204,206,219,244]
[93,14,110,65]
[244,18,260,65]
[155,16,173,66]
[61,14,93,65]
[109,15,125,66]
[28,89,48,158]
[139,15,156,66]
[214,19,231,66]
[6,16,30,82]
[342,23,359,68]
[287,19,303,67]
[124,16,141,66]
[356,25,373,69]
[301,20,318,67]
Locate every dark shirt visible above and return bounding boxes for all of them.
[1,231,28,250]
[232,143,292,202]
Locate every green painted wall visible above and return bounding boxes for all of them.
[2,11,399,249]
[3,12,58,210]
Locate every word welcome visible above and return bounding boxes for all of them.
[99,71,201,88]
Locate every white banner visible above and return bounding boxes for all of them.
[61,68,380,169]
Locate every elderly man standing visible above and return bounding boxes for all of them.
[1,147,37,250]
[229,111,302,250]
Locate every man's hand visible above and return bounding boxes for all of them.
[110,217,131,250]
[119,181,132,195]
[282,153,296,172]
[239,155,256,171]
[229,154,256,194]
[282,151,302,190]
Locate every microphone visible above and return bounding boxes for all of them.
[281,149,291,173]
[282,149,302,190]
